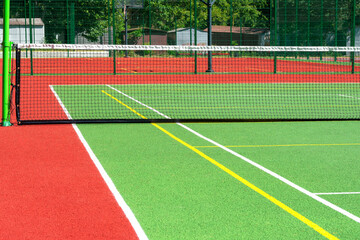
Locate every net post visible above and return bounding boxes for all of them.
[2,0,11,126]
[15,46,21,124]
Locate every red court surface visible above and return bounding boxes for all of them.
[0,124,138,239]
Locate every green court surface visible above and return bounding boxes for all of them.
[49,82,360,239]
[75,121,360,239]
[52,83,360,120]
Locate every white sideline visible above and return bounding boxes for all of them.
[107,84,360,224]
[49,85,148,240]
[315,192,360,195]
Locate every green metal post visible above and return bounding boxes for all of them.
[2,0,12,126]
[32,3,35,43]
[142,15,145,45]
[284,0,287,57]
[352,0,356,73]
[230,0,233,45]
[190,0,192,46]
[149,0,152,57]
[335,0,338,61]
[112,0,116,74]
[320,0,323,60]
[29,0,33,75]
[295,0,298,58]
[307,0,310,60]
[24,0,28,57]
[239,17,242,56]
[70,1,75,44]
[108,0,111,55]
[274,0,277,74]
[194,0,198,74]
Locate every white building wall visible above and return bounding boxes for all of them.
[1,25,45,44]
[175,29,208,46]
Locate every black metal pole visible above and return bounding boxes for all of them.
[206,2,214,72]
[200,0,215,72]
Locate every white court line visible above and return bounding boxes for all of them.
[338,94,360,100]
[49,85,149,240]
[107,84,360,224]
[315,192,360,196]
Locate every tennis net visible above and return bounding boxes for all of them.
[14,43,360,124]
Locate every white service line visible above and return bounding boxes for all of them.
[49,85,149,240]
[315,192,360,196]
[107,84,360,224]
[338,94,360,100]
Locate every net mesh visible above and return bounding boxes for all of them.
[15,44,360,124]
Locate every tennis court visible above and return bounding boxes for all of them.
[1,44,357,239]
[49,71,360,238]
[75,119,360,239]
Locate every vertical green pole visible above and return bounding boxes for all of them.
[149,0,152,56]
[295,0,298,58]
[108,0,111,56]
[32,3,35,44]
[2,0,11,126]
[335,0,338,61]
[352,0,356,73]
[142,15,145,45]
[270,0,273,46]
[190,0,192,46]
[66,0,69,43]
[230,0,233,45]
[194,0,198,74]
[307,0,310,60]
[24,0,28,57]
[175,16,177,45]
[284,0,287,57]
[70,0,75,44]
[320,0,323,60]
[274,0,277,74]
[239,16,242,57]
[149,0,152,45]
[29,0,33,75]
[112,0,116,74]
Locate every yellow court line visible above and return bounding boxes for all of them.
[195,143,360,148]
[101,90,339,240]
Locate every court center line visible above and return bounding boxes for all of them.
[49,85,149,240]
[194,143,360,148]
[315,192,360,196]
[101,90,338,240]
[106,84,360,224]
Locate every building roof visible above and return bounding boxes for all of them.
[0,18,44,26]
[167,27,207,33]
[203,26,268,35]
